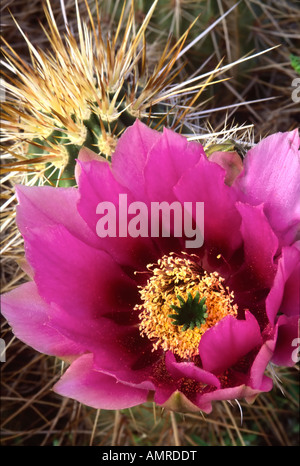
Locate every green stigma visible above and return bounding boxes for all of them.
[168,292,208,332]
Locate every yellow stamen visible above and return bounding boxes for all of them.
[135,252,238,360]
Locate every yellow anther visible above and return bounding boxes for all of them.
[135,253,238,360]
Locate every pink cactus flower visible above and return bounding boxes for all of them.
[2,121,299,413]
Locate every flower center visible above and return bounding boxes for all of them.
[168,292,208,331]
[135,252,238,359]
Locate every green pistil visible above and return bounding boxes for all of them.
[168,292,208,332]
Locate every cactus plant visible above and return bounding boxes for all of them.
[1,0,228,188]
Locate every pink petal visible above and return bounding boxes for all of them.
[249,334,277,388]
[21,223,138,320]
[174,154,242,257]
[234,130,300,242]
[266,244,300,325]
[77,158,159,269]
[53,354,149,409]
[53,314,159,389]
[144,127,205,203]
[75,146,104,184]
[165,351,220,388]
[272,315,299,366]
[209,150,243,185]
[236,203,278,288]
[16,283,157,389]
[1,282,83,357]
[111,120,161,200]
[196,383,272,414]
[15,184,99,249]
[199,312,262,374]
[142,128,206,253]
[281,251,300,317]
